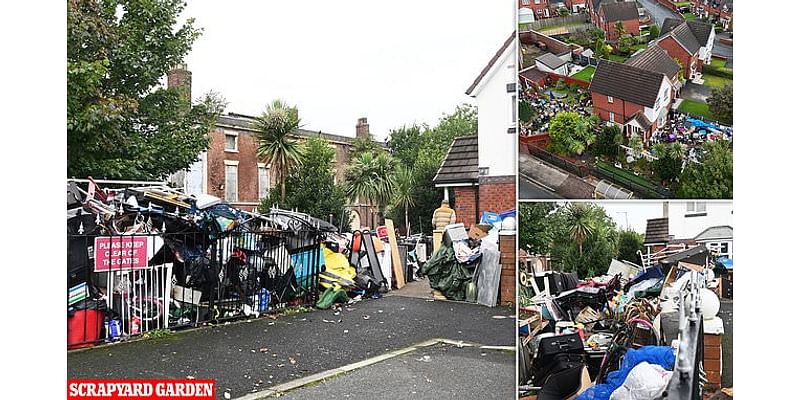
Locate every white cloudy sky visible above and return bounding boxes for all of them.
[181,1,514,141]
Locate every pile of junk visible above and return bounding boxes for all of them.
[67,178,429,349]
[419,210,516,307]
[518,246,727,400]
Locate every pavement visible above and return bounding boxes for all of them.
[68,295,515,399]
[520,177,562,200]
[719,300,733,388]
[519,153,594,199]
[637,0,681,28]
[279,343,514,399]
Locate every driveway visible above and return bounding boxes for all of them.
[681,82,712,102]
[637,0,681,27]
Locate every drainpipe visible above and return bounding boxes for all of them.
[474,184,480,225]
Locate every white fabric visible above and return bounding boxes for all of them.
[609,362,672,400]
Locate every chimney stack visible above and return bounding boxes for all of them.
[168,63,192,102]
[356,117,370,139]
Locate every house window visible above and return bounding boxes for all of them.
[522,0,530,5]
[609,112,615,123]
[534,0,541,4]
[479,167,489,176]
[511,94,517,124]
[258,163,270,199]
[686,202,707,216]
[506,83,516,93]
[706,242,731,258]
[608,96,614,103]
[224,162,238,202]
[224,132,238,152]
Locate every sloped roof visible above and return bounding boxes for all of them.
[432,136,479,185]
[694,225,733,241]
[466,32,516,96]
[216,114,386,147]
[626,111,652,129]
[644,217,669,245]
[536,53,568,70]
[589,60,665,107]
[600,1,639,21]
[519,66,549,84]
[659,19,714,55]
[625,45,681,79]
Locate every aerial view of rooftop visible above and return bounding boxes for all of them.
[517,0,733,200]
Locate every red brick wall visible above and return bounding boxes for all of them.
[519,0,550,14]
[453,186,478,227]
[601,17,641,40]
[478,176,516,217]
[207,127,261,207]
[591,92,645,123]
[657,36,695,79]
[547,72,590,89]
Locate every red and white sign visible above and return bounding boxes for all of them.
[67,379,215,400]
[376,226,388,239]
[94,236,150,272]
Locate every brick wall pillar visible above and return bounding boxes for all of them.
[704,333,723,390]
[498,234,517,306]
[478,176,517,216]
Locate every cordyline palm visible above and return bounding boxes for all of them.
[615,21,625,38]
[254,100,303,202]
[344,152,395,216]
[391,166,416,235]
[566,203,594,257]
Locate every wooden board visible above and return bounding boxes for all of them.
[384,219,405,289]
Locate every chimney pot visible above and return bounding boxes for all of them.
[168,64,192,102]
[356,117,370,139]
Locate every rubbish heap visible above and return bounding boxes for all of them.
[518,246,725,400]
[420,210,515,307]
[66,178,423,349]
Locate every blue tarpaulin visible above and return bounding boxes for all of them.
[576,346,675,400]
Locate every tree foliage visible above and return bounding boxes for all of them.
[678,140,733,199]
[652,142,684,183]
[649,25,660,39]
[254,99,303,201]
[344,152,396,211]
[708,84,733,126]
[594,124,623,160]
[618,230,644,265]
[548,112,598,156]
[519,99,533,123]
[67,0,222,179]
[259,138,349,229]
[519,202,557,256]
[547,203,619,278]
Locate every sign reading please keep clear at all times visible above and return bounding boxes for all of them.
[94,236,150,272]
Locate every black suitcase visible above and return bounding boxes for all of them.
[538,332,584,358]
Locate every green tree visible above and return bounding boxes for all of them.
[559,7,570,17]
[617,230,644,265]
[674,58,686,82]
[519,202,557,255]
[708,84,733,125]
[628,132,644,157]
[614,21,626,38]
[348,136,383,161]
[548,203,618,278]
[344,152,396,214]
[259,138,349,229]
[649,25,660,39]
[594,124,624,159]
[390,167,416,235]
[595,38,611,59]
[652,142,684,183]
[385,105,478,234]
[678,140,733,199]
[254,99,304,202]
[519,99,533,123]
[67,0,223,179]
[548,112,598,156]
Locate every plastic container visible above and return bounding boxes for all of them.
[259,289,270,313]
[68,309,104,350]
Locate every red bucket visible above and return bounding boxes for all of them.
[67,309,103,350]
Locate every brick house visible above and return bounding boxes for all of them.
[656,18,715,80]
[692,0,733,30]
[625,45,683,98]
[589,60,674,142]
[166,66,383,230]
[433,33,517,227]
[519,0,552,19]
[596,1,640,40]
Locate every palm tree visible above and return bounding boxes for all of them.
[565,203,594,257]
[254,100,303,202]
[614,21,625,39]
[344,152,395,220]
[391,167,416,235]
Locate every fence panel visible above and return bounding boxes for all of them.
[67,229,322,349]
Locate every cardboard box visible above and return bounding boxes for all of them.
[468,224,491,241]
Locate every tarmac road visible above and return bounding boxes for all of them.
[68,296,515,399]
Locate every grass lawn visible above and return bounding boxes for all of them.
[570,66,596,82]
[710,58,727,69]
[596,160,659,191]
[703,74,732,89]
[682,13,696,21]
[675,1,691,7]
[607,54,628,63]
[678,99,714,120]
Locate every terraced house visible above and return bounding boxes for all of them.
[656,18,715,81]
[692,0,733,30]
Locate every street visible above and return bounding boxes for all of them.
[637,0,681,27]
[68,295,515,399]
